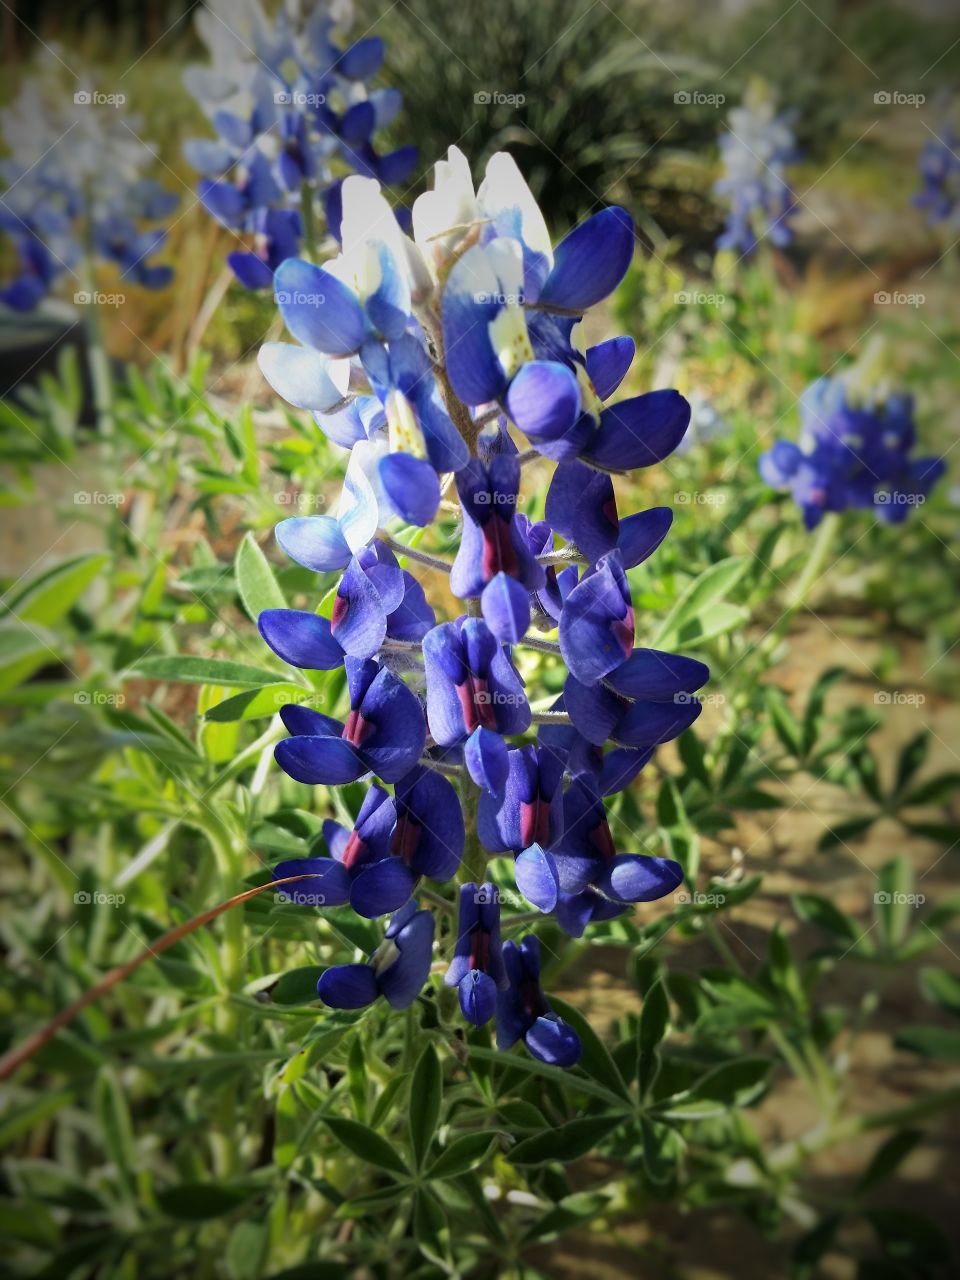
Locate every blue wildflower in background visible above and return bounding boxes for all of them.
[760,363,945,528]
[257,145,709,1068]
[183,0,416,289]
[715,78,798,257]
[0,50,177,311]
[914,101,960,230]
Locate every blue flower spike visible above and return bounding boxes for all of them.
[255,146,710,1068]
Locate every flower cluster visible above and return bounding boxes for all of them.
[914,110,960,231]
[0,51,177,311]
[183,0,416,289]
[760,371,945,529]
[714,80,797,257]
[260,147,708,1068]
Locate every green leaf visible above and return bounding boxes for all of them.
[133,655,288,688]
[792,893,861,941]
[894,732,929,796]
[323,1117,408,1176]
[156,1183,258,1220]
[203,683,314,722]
[427,1132,495,1180]
[549,996,632,1102]
[0,621,58,694]
[856,1130,922,1193]
[638,980,670,1096]
[508,1115,622,1164]
[347,1034,368,1123]
[235,531,286,621]
[874,855,914,952]
[465,1046,627,1107]
[4,552,108,626]
[817,815,875,851]
[654,556,748,649]
[894,1026,960,1059]
[919,966,960,1016]
[95,1068,136,1190]
[640,1117,685,1185]
[0,1090,73,1145]
[658,1056,772,1119]
[409,1042,442,1168]
[522,1192,611,1244]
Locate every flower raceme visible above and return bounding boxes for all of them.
[759,372,945,529]
[257,146,710,1068]
[183,0,416,289]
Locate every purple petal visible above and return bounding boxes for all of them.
[537,207,634,311]
[465,726,509,794]
[481,572,531,643]
[331,557,388,658]
[617,507,673,569]
[514,844,561,912]
[275,735,365,785]
[318,963,378,1008]
[585,336,635,400]
[504,360,582,457]
[274,258,366,356]
[597,854,684,903]
[349,858,417,918]
[524,1014,582,1067]
[378,453,441,526]
[276,516,352,573]
[258,609,344,669]
[582,391,691,472]
[606,649,709,702]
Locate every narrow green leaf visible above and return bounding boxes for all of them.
[509,1115,622,1164]
[133,655,288,688]
[235,531,286,621]
[322,1117,408,1176]
[427,1132,494,1180]
[409,1042,442,1167]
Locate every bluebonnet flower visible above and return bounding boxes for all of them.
[913,107,960,230]
[760,370,945,528]
[497,936,581,1067]
[183,0,416,289]
[257,146,708,1064]
[317,901,434,1010]
[445,882,508,1025]
[0,52,176,310]
[715,80,797,257]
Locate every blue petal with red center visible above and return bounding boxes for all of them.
[317,901,434,1011]
[423,617,530,746]
[445,881,507,1026]
[450,456,545,600]
[545,460,620,561]
[385,571,435,642]
[464,726,509,794]
[481,570,531,643]
[392,766,464,881]
[478,744,563,854]
[558,551,634,685]
[496,936,581,1067]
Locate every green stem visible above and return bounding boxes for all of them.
[300,181,318,260]
[81,259,114,442]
